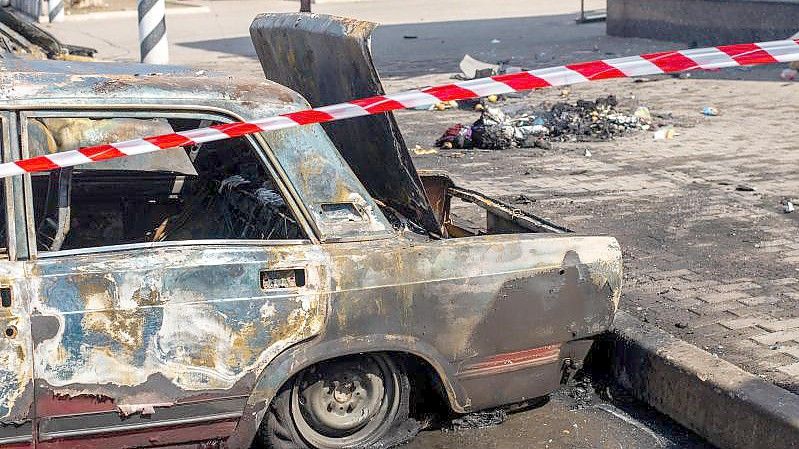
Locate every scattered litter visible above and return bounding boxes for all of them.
[513,194,536,205]
[781,68,798,81]
[436,95,651,150]
[560,88,571,97]
[448,409,507,430]
[434,100,459,111]
[412,145,438,155]
[436,124,472,149]
[701,106,719,116]
[412,100,459,111]
[633,106,651,123]
[491,39,501,44]
[455,54,524,80]
[653,127,676,140]
[403,35,418,39]
[783,199,795,213]
[583,148,592,157]
[735,185,756,192]
[458,54,500,80]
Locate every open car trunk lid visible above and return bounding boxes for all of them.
[250,13,442,235]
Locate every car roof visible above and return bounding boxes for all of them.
[0,55,308,120]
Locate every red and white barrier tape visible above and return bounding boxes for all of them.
[3,39,799,178]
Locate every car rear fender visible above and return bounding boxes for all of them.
[226,334,466,448]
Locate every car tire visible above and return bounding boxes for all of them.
[259,353,414,449]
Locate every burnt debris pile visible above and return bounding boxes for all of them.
[436,95,651,150]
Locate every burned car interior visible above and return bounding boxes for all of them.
[26,115,566,253]
[28,116,305,252]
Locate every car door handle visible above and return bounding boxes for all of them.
[260,268,306,290]
[0,286,11,308]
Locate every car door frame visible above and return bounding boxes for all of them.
[0,110,36,448]
[17,106,329,448]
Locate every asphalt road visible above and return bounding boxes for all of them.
[405,384,713,449]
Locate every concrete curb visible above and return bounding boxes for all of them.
[610,311,799,449]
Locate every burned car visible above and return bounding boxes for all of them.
[0,15,621,449]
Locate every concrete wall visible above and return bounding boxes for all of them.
[608,0,799,45]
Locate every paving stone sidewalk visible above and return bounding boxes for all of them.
[395,74,799,393]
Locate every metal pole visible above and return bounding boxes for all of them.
[300,0,311,13]
[137,0,169,64]
[48,0,64,22]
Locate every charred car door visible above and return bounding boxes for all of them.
[19,110,328,448]
[0,112,35,448]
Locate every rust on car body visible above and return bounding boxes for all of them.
[0,16,622,448]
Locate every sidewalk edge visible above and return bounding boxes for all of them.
[62,5,210,22]
[610,311,799,449]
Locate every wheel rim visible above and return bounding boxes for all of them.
[291,354,400,448]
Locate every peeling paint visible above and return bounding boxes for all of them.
[30,246,328,396]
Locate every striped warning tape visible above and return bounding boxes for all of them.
[3,38,799,179]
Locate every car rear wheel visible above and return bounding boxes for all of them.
[260,353,412,449]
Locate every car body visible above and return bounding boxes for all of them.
[0,50,621,448]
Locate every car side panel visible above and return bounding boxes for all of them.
[321,233,621,409]
[25,244,328,448]
[0,263,34,449]
[231,233,621,447]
